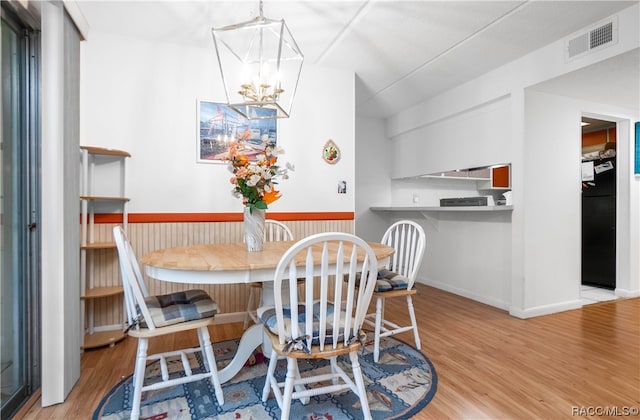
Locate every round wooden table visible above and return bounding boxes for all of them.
[140,239,394,383]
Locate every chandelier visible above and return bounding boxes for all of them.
[212,0,304,120]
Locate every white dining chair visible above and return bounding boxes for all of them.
[259,232,379,420]
[112,226,224,420]
[364,220,426,362]
[244,219,294,328]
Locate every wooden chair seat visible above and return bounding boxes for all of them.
[372,287,417,299]
[264,329,365,359]
[126,316,215,339]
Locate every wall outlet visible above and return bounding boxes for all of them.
[412,194,420,204]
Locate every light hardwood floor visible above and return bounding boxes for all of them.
[14,285,640,419]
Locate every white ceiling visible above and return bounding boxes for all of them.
[76,0,638,118]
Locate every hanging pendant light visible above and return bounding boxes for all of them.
[212,0,304,120]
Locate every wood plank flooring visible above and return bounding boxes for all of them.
[14,285,640,419]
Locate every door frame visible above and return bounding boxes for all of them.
[0,3,41,417]
[581,112,634,296]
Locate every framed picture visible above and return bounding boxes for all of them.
[635,121,640,175]
[197,100,277,163]
[322,139,341,164]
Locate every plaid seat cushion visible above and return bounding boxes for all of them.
[144,289,218,328]
[257,301,349,345]
[375,269,410,292]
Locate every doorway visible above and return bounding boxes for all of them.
[580,117,617,300]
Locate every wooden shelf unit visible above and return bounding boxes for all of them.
[80,146,130,350]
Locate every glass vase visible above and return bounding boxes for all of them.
[244,207,265,252]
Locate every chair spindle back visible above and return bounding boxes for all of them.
[271,232,378,352]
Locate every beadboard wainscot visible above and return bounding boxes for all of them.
[86,213,354,329]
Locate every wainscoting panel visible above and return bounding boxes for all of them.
[83,219,354,330]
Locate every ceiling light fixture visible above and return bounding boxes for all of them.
[212,0,304,120]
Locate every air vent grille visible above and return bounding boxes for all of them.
[565,16,618,61]
[568,33,589,58]
[590,21,613,49]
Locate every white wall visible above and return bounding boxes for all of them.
[389,178,482,208]
[354,117,391,242]
[519,90,640,317]
[361,4,640,317]
[424,211,513,309]
[80,31,355,214]
[521,91,584,314]
[390,96,512,179]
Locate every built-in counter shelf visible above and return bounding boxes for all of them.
[370,206,513,212]
[370,206,513,230]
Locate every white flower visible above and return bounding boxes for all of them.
[247,174,261,187]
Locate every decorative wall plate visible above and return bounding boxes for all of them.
[322,139,341,164]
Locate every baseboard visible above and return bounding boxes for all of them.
[508,299,583,319]
[614,287,640,298]
[212,312,247,324]
[417,278,510,311]
[91,324,122,332]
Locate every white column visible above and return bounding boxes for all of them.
[41,0,81,406]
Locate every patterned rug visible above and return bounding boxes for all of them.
[94,335,437,419]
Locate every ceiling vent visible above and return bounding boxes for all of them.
[565,16,618,61]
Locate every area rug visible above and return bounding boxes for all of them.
[94,335,437,419]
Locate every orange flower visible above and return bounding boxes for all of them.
[223,141,292,211]
[234,154,249,167]
[263,189,281,205]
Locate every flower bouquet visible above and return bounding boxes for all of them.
[226,137,293,213]
[224,137,293,251]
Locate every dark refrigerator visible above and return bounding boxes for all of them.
[581,157,616,289]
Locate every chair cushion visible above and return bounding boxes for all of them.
[257,301,348,345]
[144,289,218,328]
[375,269,410,292]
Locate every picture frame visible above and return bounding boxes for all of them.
[197,100,277,163]
[322,139,341,164]
[635,121,640,175]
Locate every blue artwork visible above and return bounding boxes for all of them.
[197,101,277,163]
[635,122,640,175]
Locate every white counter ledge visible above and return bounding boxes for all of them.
[370,205,513,212]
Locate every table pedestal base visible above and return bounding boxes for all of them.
[217,324,264,383]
